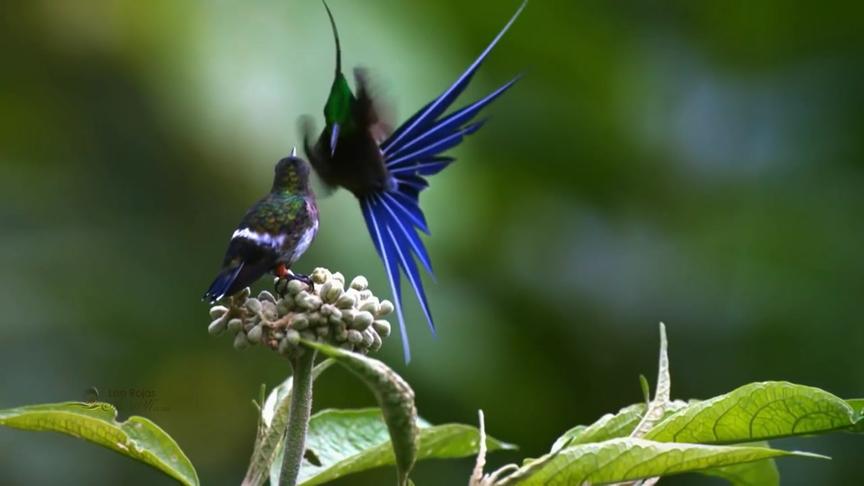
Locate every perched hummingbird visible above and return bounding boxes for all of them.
[304,1,525,361]
[204,151,319,303]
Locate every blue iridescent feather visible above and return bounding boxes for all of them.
[359,2,526,362]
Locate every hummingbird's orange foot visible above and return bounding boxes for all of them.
[274,263,314,297]
[275,262,291,279]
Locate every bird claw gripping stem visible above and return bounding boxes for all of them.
[274,264,315,297]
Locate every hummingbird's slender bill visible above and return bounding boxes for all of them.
[204,152,319,303]
[304,1,526,362]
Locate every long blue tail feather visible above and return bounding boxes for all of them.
[385,120,487,169]
[383,191,429,232]
[359,2,525,362]
[387,76,521,160]
[390,157,454,177]
[381,0,527,155]
[361,198,412,363]
[376,196,434,273]
[368,195,437,332]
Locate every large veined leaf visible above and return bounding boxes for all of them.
[0,401,198,486]
[550,401,688,452]
[702,443,780,486]
[296,408,515,486]
[645,381,858,444]
[298,341,418,486]
[499,438,822,485]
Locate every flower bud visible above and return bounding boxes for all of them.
[227,318,243,333]
[332,322,348,342]
[362,329,375,348]
[371,331,383,352]
[247,325,264,344]
[209,306,229,319]
[315,326,330,338]
[347,329,363,344]
[233,332,249,349]
[284,329,301,345]
[352,311,374,331]
[274,278,288,296]
[332,272,346,285]
[308,311,325,326]
[335,293,356,309]
[245,298,262,314]
[208,317,227,335]
[319,303,335,317]
[372,319,391,337]
[258,290,276,303]
[378,300,395,316]
[341,308,358,324]
[359,297,379,314]
[320,281,344,304]
[291,315,309,330]
[237,287,251,301]
[286,279,305,295]
[276,300,291,315]
[261,301,278,321]
[278,337,292,354]
[350,276,368,291]
[311,268,331,284]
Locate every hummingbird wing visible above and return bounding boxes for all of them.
[360,1,526,363]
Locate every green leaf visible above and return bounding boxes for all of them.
[551,401,689,452]
[500,438,822,485]
[639,375,650,406]
[295,408,514,486]
[645,381,857,444]
[630,322,671,439]
[844,398,864,433]
[702,443,780,486]
[302,341,418,486]
[0,401,198,486]
[243,359,334,486]
[551,404,643,452]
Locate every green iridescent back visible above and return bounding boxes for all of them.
[239,193,315,254]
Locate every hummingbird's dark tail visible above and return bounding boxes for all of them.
[203,262,245,303]
[322,0,341,76]
[360,1,526,363]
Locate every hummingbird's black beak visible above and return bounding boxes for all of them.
[329,123,340,156]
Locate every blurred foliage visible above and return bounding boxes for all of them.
[1,0,863,484]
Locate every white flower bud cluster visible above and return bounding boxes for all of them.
[207,268,393,358]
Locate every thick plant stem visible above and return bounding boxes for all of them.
[279,349,317,486]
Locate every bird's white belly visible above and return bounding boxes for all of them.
[290,219,318,263]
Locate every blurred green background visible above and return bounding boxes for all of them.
[2,0,863,484]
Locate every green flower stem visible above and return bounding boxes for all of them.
[280,349,317,486]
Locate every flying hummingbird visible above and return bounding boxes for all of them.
[303,1,525,362]
[204,151,319,303]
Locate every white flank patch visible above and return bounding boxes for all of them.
[291,219,318,263]
[232,227,286,250]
